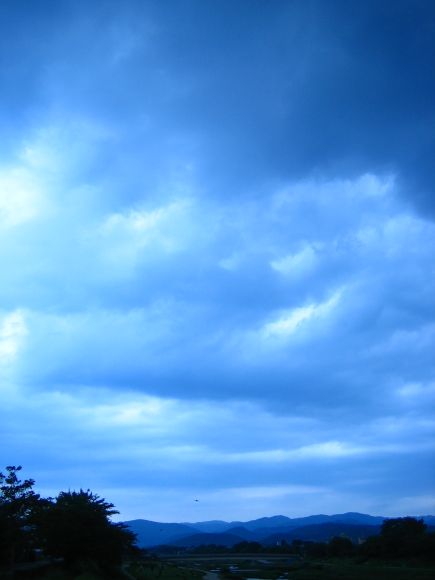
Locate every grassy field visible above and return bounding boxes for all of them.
[281,560,435,580]
[9,557,434,579]
[4,561,202,580]
[258,562,435,580]
[149,555,435,580]
[126,560,203,580]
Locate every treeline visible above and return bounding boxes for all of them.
[0,466,137,578]
[288,518,435,560]
[161,518,435,561]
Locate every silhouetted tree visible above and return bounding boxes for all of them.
[420,531,435,561]
[291,539,306,556]
[359,534,383,558]
[328,535,354,557]
[39,489,136,573]
[232,541,262,553]
[380,517,427,557]
[305,541,328,558]
[0,466,40,571]
[191,544,228,554]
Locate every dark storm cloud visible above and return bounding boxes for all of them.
[1,1,433,210]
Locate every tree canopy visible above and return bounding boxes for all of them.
[0,466,136,576]
[0,466,41,570]
[39,489,135,570]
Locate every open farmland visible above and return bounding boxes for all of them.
[156,554,435,580]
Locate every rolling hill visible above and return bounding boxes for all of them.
[123,512,433,548]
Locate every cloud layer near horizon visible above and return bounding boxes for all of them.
[1,0,434,521]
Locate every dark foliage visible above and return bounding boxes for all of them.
[380,517,428,558]
[232,540,263,553]
[359,534,383,558]
[0,466,40,569]
[304,541,328,558]
[328,535,354,557]
[0,466,136,577]
[189,543,229,554]
[359,517,434,560]
[38,489,136,572]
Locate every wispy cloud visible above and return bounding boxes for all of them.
[262,289,342,339]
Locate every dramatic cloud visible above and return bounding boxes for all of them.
[1,0,434,522]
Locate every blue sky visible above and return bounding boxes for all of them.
[1,0,434,522]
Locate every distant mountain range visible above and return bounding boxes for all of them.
[124,512,435,548]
